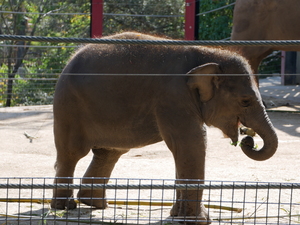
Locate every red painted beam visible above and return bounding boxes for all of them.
[91,0,103,38]
[185,0,196,40]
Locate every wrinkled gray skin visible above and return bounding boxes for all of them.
[231,0,300,74]
[51,32,278,224]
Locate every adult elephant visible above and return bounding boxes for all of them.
[51,32,278,224]
[231,0,300,74]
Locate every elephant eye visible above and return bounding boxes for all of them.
[240,98,251,107]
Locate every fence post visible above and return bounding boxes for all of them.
[284,51,297,85]
[185,0,199,40]
[90,0,103,38]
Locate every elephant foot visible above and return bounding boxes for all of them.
[193,205,211,225]
[170,203,211,224]
[51,197,77,210]
[77,190,108,209]
[170,202,180,216]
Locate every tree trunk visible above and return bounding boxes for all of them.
[5,16,26,106]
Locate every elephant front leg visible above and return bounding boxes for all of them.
[170,151,209,224]
[157,109,210,224]
[171,188,209,224]
[77,148,128,208]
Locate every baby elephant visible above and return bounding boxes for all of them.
[51,32,277,224]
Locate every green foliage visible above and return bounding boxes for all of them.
[198,0,235,40]
[103,0,185,39]
[0,0,88,106]
[258,51,281,75]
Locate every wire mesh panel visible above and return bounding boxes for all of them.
[0,178,300,224]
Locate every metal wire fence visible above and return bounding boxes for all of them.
[1,177,300,224]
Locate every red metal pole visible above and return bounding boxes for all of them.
[91,0,103,38]
[185,0,196,40]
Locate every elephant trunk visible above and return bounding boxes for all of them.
[240,109,278,161]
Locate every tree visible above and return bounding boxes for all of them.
[0,0,56,106]
[198,0,235,40]
[103,0,185,39]
[0,0,90,106]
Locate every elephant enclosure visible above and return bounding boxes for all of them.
[1,77,300,224]
[1,1,300,223]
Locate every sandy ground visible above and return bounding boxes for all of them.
[0,105,299,182]
[0,77,299,224]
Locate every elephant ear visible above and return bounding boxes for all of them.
[187,63,222,102]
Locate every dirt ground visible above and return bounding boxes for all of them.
[0,79,299,224]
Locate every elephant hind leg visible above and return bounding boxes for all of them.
[51,177,77,210]
[77,148,129,208]
[51,146,90,210]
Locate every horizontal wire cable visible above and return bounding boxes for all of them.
[197,2,235,16]
[0,182,300,190]
[1,34,300,46]
[0,10,89,16]
[0,44,79,48]
[0,74,299,78]
[0,10,184,18]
